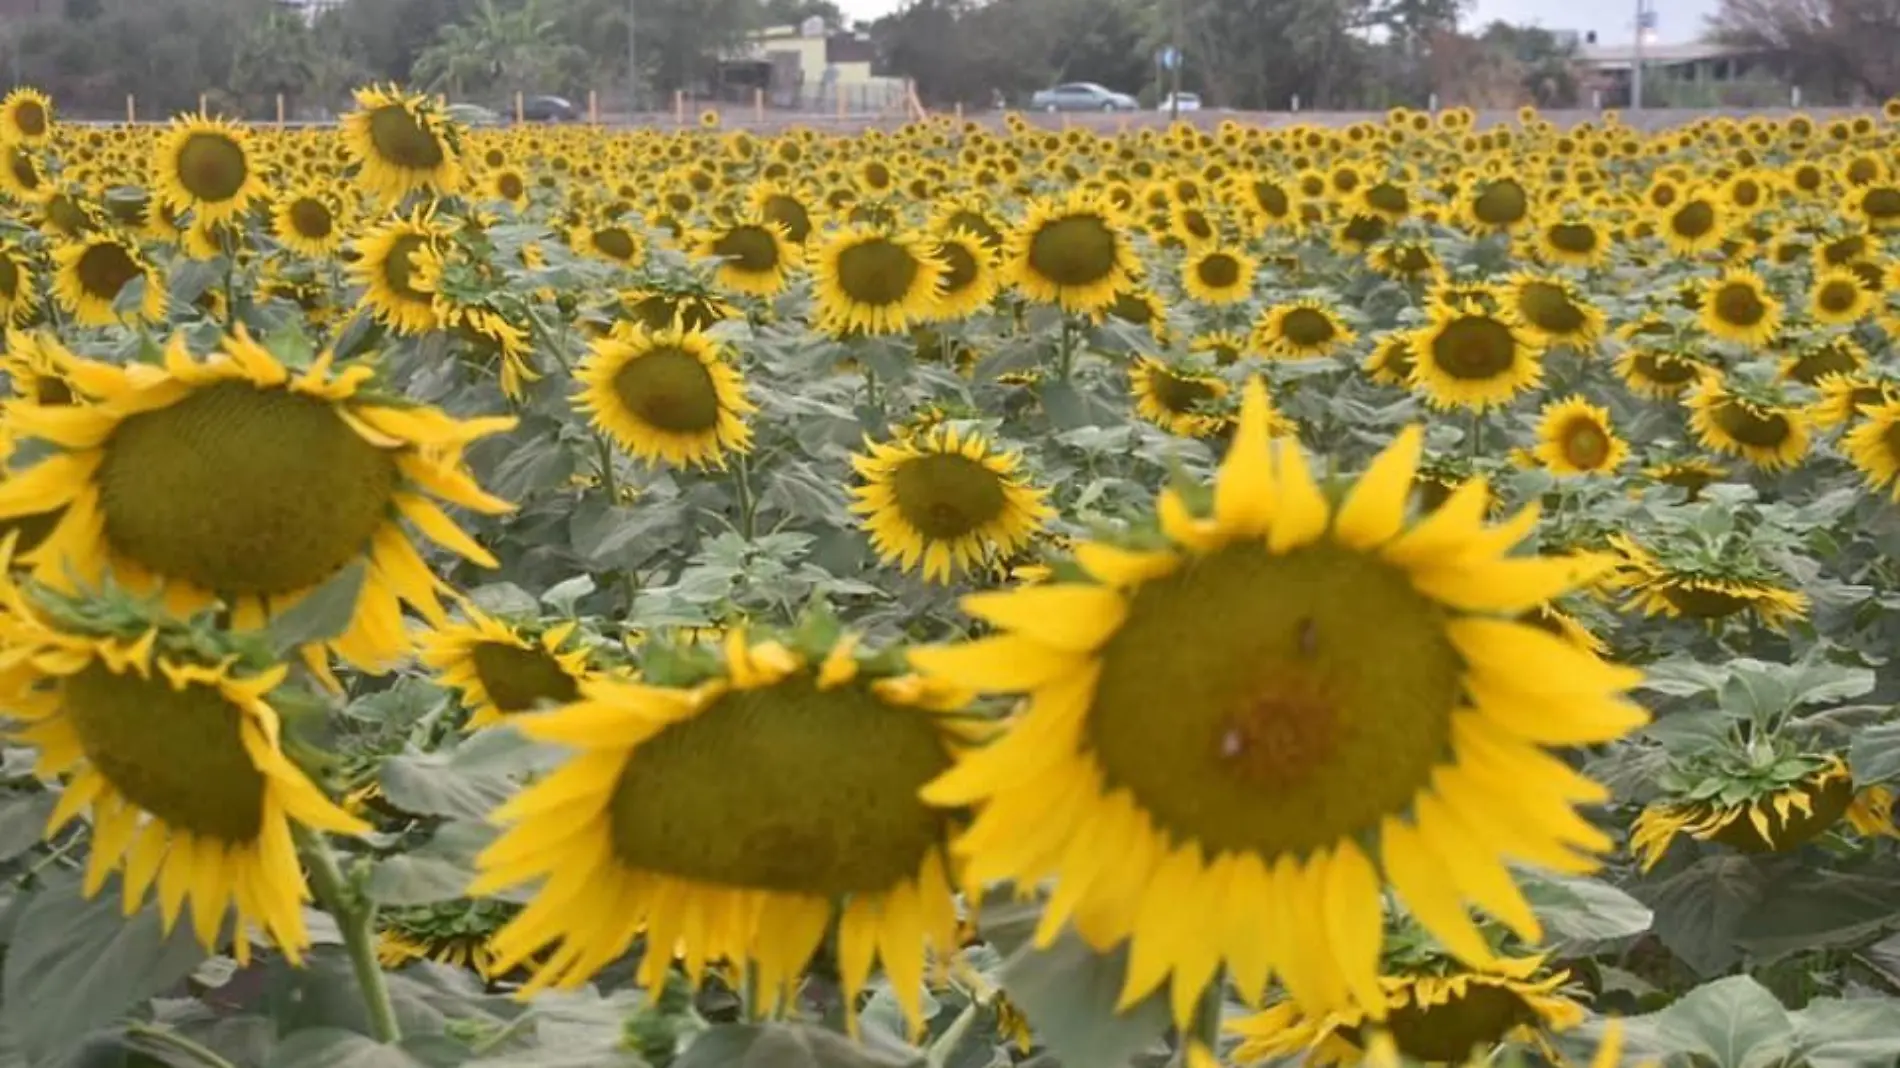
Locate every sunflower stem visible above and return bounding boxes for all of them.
[1467,410,1484,461]
[733,452,757,540]
[123,1023,241,1068]
[1173,971,1225,1067]
[299,829,402,1044]
[594,434,621,504]
[923,999,983,1068]
[1058,317,1076,381]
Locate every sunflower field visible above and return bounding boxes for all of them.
[6,79,1900,1068]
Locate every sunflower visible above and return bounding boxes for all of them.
[1191,329,1250,367]
[572,219,644,267]
[0,240,36,326]
[911,384,1643,1025]
[1410,301,1544,410]
[3,328,79,405]
[1698,269,1782,346]
[0,143,48,204]
[813,226,946,336]
[1780,336,1865,385]
[1182,245,1257,305]
[1810,371,1900,428]
[751,181,818,245]
[1608,532,1808,630]
[1614,346,1704,400]
[1839,398,1900,500]
[850,425,1051,584]
[1808,268,1872,325]
[470,631,968,1035]
[1503,274,1606,348]
[695,214,801,297]
[376,912,505,980]
[928,229,1002,321]
[574,323,754,470]
[1631,757,1891,869]
[1462,176,1533,232]
[153,115,265,227]
[483,166,530,208]
[1365,333,1418,386]
[437,299,539,401]
[1368,239,1442,283]
[1231,956,1585,1066]
[0,87,52,145]
[270,186,346,258]
[1004,190,1140,314]
[1533,396,1628,476]
[1644,458,1728,499]
[349,207,448,335]
[1255,298,1355,359]
[1130,357,1233,438]
[1533,214,1608,268]
[1658,190,1727,255]
[0,575,368,962]
[1686,378,1810,470]
[340,84,467,203]
[418,606,593,728]
[50,230,166,327]
[0,328,515,671]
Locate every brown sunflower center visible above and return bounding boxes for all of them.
[591,227,638,263]
[1559,416,1611,469]
[74,241,141,301]
[469,641,579,714]
[288,197,333,240]
[1711,282,1767,327]
[0,254,17,300]
[96,380,399,596]
[1711,398,1793,447]
[1195,253,1243,290]
[380,232,435,302]
[1086,542,1460,855]
[1789,342,1862,384]
[495,171,525,201]
[1471,180,1528,226]
[1026,214,1120,288]
[1146,368,1221,414]
[607,674,950,894]
[1431,315,1519,380]
[611,346,722,434]
[1818,280,1862,315]
[1629,351,1698,387]
[760,194,812,244]
[175,132,249,203]
[1278,307,1338,348]
[1249,181,1290,218]
[1364,182,1408,215]
[1514,282,1587,336]
[938,240,981,295]
[1864,187,1900,220]
[6,146,39,192]
[63,661,265,842]
[12,99,46,138]
[1339,214,1388,247]
[1670,201,1716,240]
[1378,981,1536,1062]
[890,451,1008,540]
[835,238,922,308]
[710,225,783,273]
[1546,223,1599,254]
[366,104,447,171]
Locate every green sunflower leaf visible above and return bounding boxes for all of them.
[674,1023,920,1068]
[0,874,207,1067]
[1641,854,1766,976]
[1788,997,1900,1068]
[1620,975,1793,1068]
[265,1028,430,1068]
[0,790,55,864]
[999,932,1169,1068]
[263,561,367,655]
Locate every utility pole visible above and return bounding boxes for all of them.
[1168,0,1185,120]
[627,0,640,113]
[1630,0,1648,109]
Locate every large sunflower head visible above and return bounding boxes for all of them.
[471,628,972,1035]
[0,87,53,145]
[1182,244,1257,305]
[1686,376,1811,471]
[1658,190,1727,255]
[50,229,166,327]
[1810,371,1900,428]
[1631,755,1883,870]
[0,327,516,672]
[1780,335,1866,385]
[911,384,1644,1026]
[1504,273,1606,348]
[1410,300,1545,410]
[347,207,449,335]
[1841,397,1900,500]
[1462,176,1533,232]
[418,605,597,728]
[694,213,802,297]
[1808,267,1873,325]
[1532,395,1629,477]
[340,84,467,203]
[154,115,264,226]
[928,228,1002,322]
[1532,211,1608,268]
[813,225,946,337]
[1254,297,1356,359]
[570,217,646,267]
[0,240,37,326]
[574,322,754,470]
[1231,954,1586,1066]
[0,571,368,962]
[1004,190,1140,314]
[270,185,347,259]
[1607,530,1808,631]
[849,424,1052,584]
[1698,268,1783,346]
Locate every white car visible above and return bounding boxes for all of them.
[1158,92,1203,112]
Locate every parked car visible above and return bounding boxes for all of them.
[1030,83,1139,112]
[521,95,578,122]
[444,103,504,128]
[1158,91,1203,112]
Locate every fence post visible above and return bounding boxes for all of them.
[1291,94,1301,112]
[514,91,525,124]
[1792,85,1803,108]
[198,92,208,117]
[275,94,286,128]
[754,88,765,124]
[954,101,964,121]
[588,89,599,124]
[1428,92,1439,112]
[674,90,686,126]
[125,94,136,124]
[836,85,847,121]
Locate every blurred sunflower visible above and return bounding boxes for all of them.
[575,323,753,469]
[1129,357,1233,438]
[850,425,1051,584]
[1,576,367,963]
[1808,267,1872,325]
[340,84,467,202]
[1504,274,1606,348]
[928,229,1001,321]
[349,207,448,335]
[813,226,946,336]
[1182,245,1256,304]
[1698,269,1782,346]
[1614,347,1703,400]
[154,115,264,226]
[270,186,346,258]
[1005,190,1139,314]
[472,631,969,1036]
[1607,532,1807,630]
[1364,334,1417,387]
[912,384,1642,1026]
[0,240,36,325]
[1686,378,1810,470]
[50,229,165,327]
[1533,396,1628,476]
[0,87,52,145]
[1410,301,1544,410]
[572,219,645,267]
[3,328,79,405]
[0,328,515,671]
[418,605,593,728]
[1841,398,1900,499]
[696,214,801,297]
[1658,188,1726,255]
[1255,298,1355,359]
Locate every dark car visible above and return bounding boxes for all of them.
[521,95,578,123]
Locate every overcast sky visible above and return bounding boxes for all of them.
[832,0,1720,44]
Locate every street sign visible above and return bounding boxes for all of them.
[1157,46,1182,71]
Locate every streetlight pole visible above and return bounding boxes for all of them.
[1169,0,1184,120]
[627,0,640,113]
[1631,0,1647,109]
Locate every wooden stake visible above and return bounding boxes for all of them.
[674,90,686,126]
[588,89,599,124]
[198,92,208,117]
[514,91,525,124]
[754,88,765,123]
[125,94,136,124]
[275,93,286,128]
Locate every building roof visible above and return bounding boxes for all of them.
[1579,41,1759,69]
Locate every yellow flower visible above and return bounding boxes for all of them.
[1182,245,1257,305]
[1533,395,1628,476]
[153,115,264,227]
[270,185,347,258]
[695,214,802,297]
[849,425,1052,583]
[418,606,594,727]
[1686,377,1810,470]
[1409,301,1544,410]
[1130,357,1234,438]
[340,84,467,203]
[1842,398,1900,499]
[51,230,166,327]
[813,226,946,336]
[1254,298,1355,359]
[1808,267,1872,325]
[1504,274,1606,348]
[349,207,449,335]
[1630,758,1883,870]
[910,386,1643,1027]
[574,323,754,470]
[1004,190,1140,315]
[927,229,1002,321]
[1698,268,1783,346]
[0,87,53,145]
